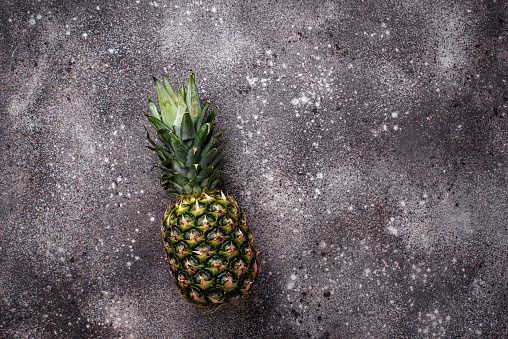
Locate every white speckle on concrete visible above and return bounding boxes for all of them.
[246,75,258,86]
[387,226,398,236]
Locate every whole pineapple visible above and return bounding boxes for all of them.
[144,73,260,310]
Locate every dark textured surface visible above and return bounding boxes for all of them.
[1,0,507,338]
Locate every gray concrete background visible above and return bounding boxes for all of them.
[1,0,507,338]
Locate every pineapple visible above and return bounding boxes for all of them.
[144,73,260,310]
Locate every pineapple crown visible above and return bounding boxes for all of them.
[145,73,226,195]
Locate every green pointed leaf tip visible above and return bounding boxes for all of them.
[178,81,186,98]
[196,101,210,131]
[153,77,178,129]
[146,115,169,132]
[147,95,160,119]
[163,75,178,102]
[173,89,188,135]
[186,73,201,126]
[205,106,218,125]
[146,73,229,195]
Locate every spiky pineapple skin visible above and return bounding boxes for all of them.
[162,190,259,308]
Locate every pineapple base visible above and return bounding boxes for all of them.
[162,190,259,308]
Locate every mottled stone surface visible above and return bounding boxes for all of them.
[1,0,507,337]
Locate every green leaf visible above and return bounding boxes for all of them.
[163,75,178,102]
[199,148,217,169]
[146,115,169,131]
[155,129,173,151]
[172,156,187,177]
[172,173,187,186]
[192,123,211,151]
[210,151,227,168]
[201,132,222,156]
[145,127,171,159]
[148,145,172,161]
[185,164,201,180]
[170,132,189,160]
[173,125,181,139]
[172,88,188,139]
[192,185,202,194]
[155,150,166,163]
[201,140,216,158]
[154,77,178,129]
[178,82,186,99]
[186,73,201,126]
[159,148,172,160]
[146,145,162,159]
[150,149,167,163]
[185,146,200,167]
[205,106,218,124]
[161,173,173,181]
[209,162,226,182]
[147,95,160,119]
[200,177,210,189]
[215,141,226,153]
[145,126,157,146]
[160,173,174,188]
[182,183,193,195]
[196,166,213,181]
[158,150,167,162]
[171,182,184,194]
[161,158,172,169]
[208,123,217,137]
[180,112,196,141]
[196,100,210,131]
[210,178,220,190]
[187,179,198,187]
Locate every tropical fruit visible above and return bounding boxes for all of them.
[144,73,260,310]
